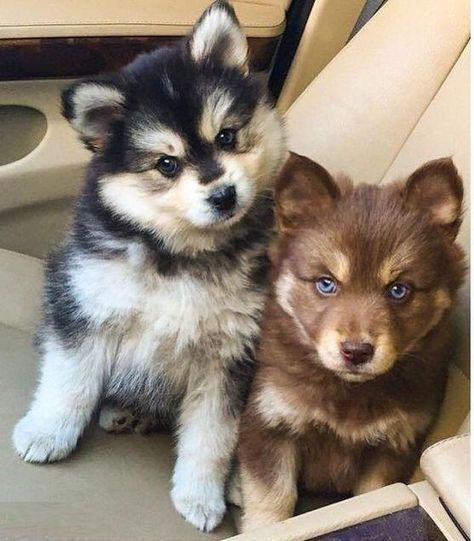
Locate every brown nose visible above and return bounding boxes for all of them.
[340,341,374,366]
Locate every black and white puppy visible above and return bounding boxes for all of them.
[12,1,286,532]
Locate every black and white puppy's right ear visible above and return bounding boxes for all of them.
[62,79,126,152]
[188,0,249,73]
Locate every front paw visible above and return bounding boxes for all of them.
[171,480,226,532]
[12,414,79,463]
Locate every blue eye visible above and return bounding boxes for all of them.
[316,277,337,296]
[386,282,411,301]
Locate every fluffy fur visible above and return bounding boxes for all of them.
[12,1,286,532]
[238,153,466,531]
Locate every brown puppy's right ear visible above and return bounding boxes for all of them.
[275,152,340,234]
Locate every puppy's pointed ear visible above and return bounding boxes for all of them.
[403,158,464,239]
[275,152,340,235]
[188,0,248,73]
[62,79,126,152]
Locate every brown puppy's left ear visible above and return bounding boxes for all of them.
[275,152,340,235]
[403,157,464,239]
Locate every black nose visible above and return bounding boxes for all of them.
[207,184,236,213]
[340,341,374,366]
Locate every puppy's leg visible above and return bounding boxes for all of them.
[240,436,298,532]
[353,447,419,495]
[13,336,105,463]
[171,368,238,532]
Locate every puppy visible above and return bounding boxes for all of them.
[238,153,466,531]
[12,1,286,532]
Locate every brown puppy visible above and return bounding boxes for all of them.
[238,153,466,531]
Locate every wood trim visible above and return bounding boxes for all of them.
[0,35,278,80]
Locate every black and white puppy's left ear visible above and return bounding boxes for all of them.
[188,0,249,73]
[62,79,126,153]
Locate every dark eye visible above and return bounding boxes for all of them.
[215,128,237,149]
[386,282,411,302]
[316,276,337,296]
[156,156,180,177]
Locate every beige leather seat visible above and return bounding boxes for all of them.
[0,0,469,539]
[0,0,288,39]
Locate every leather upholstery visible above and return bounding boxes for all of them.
[227,484,418,540]
[285,0,469,185]
[0,0,285,39]
[239,0,290,9]
[410,480,467,541]
[277,0,366,112]
[0,249,43,332]
[420,434,470,536]
[419,364,469,469]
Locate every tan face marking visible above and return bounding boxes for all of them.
[434,288,451,311]
[329,250,350,283]
[378,254,399,284]
[377,248,417,284]
[423,288,452,333]
[199,90,235,142]
[317,328,390,381]
[98,171,222,253]
[275,269,313,346]
[131,126,186,157]
[275,269,296,316]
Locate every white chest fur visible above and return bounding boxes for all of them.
[68,243,264,371]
